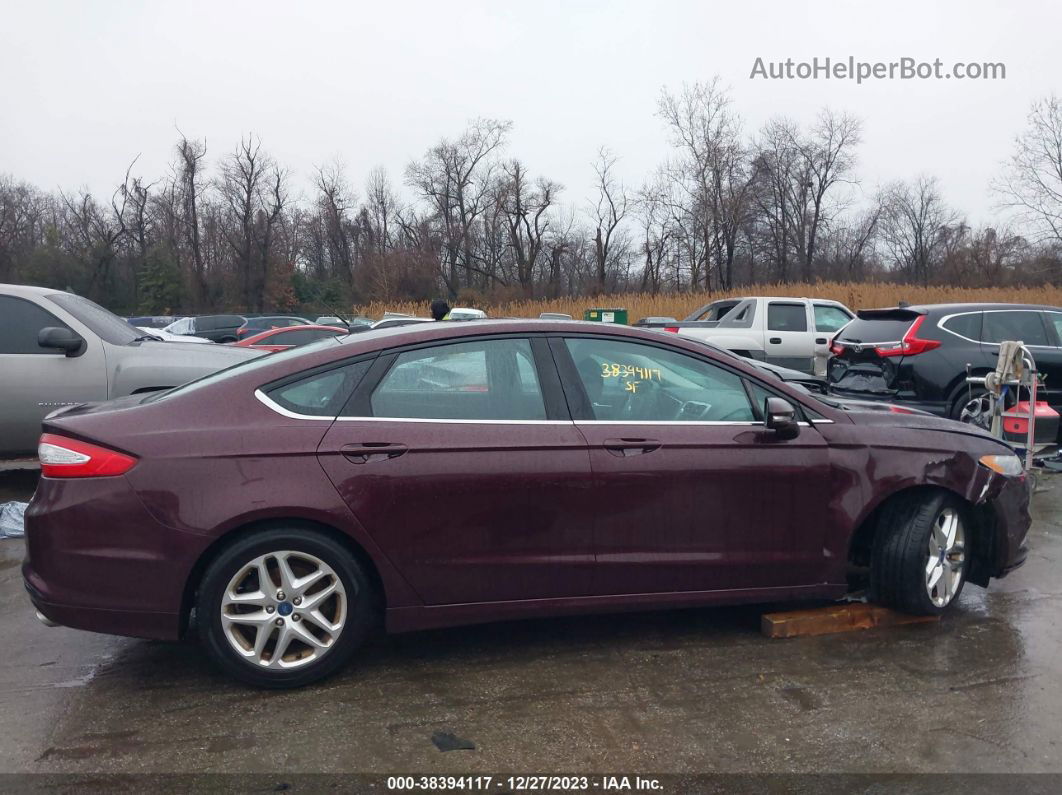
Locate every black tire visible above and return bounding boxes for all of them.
[870,490,969,616]
[950,385,991,428]
[197,527,375,688]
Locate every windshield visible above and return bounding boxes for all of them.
[143,337,343,403]
[46,293,140,345]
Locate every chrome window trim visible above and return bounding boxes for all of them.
[255,389,569,425]
[335,416,569,425]
[574,420,819,427]
[255,389,335,421]
[255,391,829,427]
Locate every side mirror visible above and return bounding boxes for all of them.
[764,396,800,439]
[38,326,85,357]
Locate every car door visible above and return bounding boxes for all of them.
[1029,310,1062,410]
[0,294,108,456]
[553,334,831,595]
[764,301,813,372]
[981,310,1059,407]
[316,335,596,605]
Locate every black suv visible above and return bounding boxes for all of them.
[165,314,247,343]
[828,303,1062,430]
[235,315,311,341]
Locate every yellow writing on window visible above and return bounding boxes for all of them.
[599,363,662,381]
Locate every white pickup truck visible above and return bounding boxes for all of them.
[648,296,855,376]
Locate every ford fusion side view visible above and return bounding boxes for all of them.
[23,321,1031,688]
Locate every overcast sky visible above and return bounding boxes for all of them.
[1,0,1058,224]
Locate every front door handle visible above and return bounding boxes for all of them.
[769,337,782,345]
[603,438,662,457]
[341,442,408,464]
[815,337,828,345]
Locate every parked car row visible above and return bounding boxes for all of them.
[826,302,1062,438]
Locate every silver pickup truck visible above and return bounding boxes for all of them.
[643,296,854,376]
[0,284,262,458]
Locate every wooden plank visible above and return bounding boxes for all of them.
[761,603,939,639]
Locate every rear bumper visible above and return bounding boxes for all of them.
[21,475,207,641]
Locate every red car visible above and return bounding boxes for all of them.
[233,324,346,352]
[23,321,1031,688]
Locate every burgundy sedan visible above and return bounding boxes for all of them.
[23,321,1031,688]
[233,324,347,353]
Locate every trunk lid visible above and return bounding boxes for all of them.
[827,308,923,395]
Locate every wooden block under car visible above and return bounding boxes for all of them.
[761,603,940,639]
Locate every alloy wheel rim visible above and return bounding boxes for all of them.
[220,550,347,669]
[925,508,965,608]
[959,395,993,430]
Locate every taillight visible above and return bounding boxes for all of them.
[875,316,941,358]
[38,433,137,478]
[829,341,845,356]
[664,326,679,333]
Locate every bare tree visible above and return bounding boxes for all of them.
[217,135,287,310]
[406,118,512,295]
[497,159,559,296]
[994,95,1062,248]
[657,79,752,290]
[879,176,962,286]
[175,134,209,308]
[789,110,862,281]
[588,147,629,292]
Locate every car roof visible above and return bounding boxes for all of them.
[0,282,67,299]
[336,318,713,349]
[862,302,1061,315]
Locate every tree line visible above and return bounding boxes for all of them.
[1,80,1060,315]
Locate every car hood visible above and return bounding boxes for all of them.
[840,408,1005,443]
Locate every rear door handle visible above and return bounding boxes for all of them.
[341,442,408,464]
[769,337,782,345]
[603,438,662,457]
[815,337,828,345]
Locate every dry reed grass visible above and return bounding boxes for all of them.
[352,282,1062,321]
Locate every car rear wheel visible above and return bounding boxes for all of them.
[197,528,375,688]
[870,491,968,615]
[952,386,993,430]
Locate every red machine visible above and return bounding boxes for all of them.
[1002,400,1059,446]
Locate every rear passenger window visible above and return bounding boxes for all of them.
[768,303,808,332]
[265,360,371,417]
[813,305,852,333]
[1046,313,1062,345]
[982,312,1049,346]
[941,312,982,341]
[370,339,546,421]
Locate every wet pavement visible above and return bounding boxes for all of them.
[1,469,1060,778]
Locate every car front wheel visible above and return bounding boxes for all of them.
[871,491,968,615]
[197,528,375,688]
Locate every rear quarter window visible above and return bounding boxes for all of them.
[265,360,372,417]
[940,312,982,341]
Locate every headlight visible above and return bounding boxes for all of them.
[979,454,1024,477]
